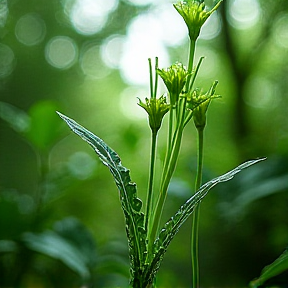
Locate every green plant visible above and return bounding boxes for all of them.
[250,248,288,288]
[0,100,129,287]
[58,1,266,287]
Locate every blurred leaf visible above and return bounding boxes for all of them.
[250,249,288,288]
[0,190,33,239]
[23,230,90,280]
[53,217,97,266]
[25,100,62,150]
[57,112,147,284]
[0,240,18,253]
[97,240,130,278]
[121,125,141,151]
[232,174,288,213]
[0,101,30,132]
[0,100,63,150]
[218,157,288,219]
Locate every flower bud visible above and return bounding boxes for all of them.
[187,80,220,129]
[174,0,222,41]
[157,62,189,106]
[138,96,170,133]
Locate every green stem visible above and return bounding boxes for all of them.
[153,57,159,98]
[191,127,204,288]
[34,151,48,215]
[186,39,196,90]
[148,58,153,98]
[148,97,187,256]
[189,56,204,91]
[148,38,197,252]
[145,130,158,236]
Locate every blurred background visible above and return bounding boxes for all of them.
[0,0,288,287]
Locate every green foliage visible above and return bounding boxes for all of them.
[58,111,265,287]
[250,249,288,288]
[23,230,91,280]
[57,112,148,286]
[25,100,62,151]
[0,100,62,150]
[0,101,30,133]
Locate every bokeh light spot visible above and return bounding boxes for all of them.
[199,11,221,40]
[153,3,187,46]
[119,12,170,86]
[68,152,97,180]
[0,44,16,79]
[194,47,219,79]
[108,3,189,86]
[15,13,46,46]
[273,14,288,49]
[228,0,260,29]
[244,76,279,109]
[124,0,154,6]
[69,0,118,35]
[45,36,78,69]
[101,35,125,69]
[0,0,9,27]
[120,87,147,120]
[80,44,110,79]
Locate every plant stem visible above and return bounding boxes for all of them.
[191,126,204,288]
[149,39,196,251]
[153,57,159,98]
[186,39,196,90]
[145,130,158,235]
[148,58,154,98]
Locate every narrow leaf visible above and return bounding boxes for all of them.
[0,101,30,132]
[145,158,266,284]
[23,231,90,279]
[250,249,288,288]
[57,112,147,282]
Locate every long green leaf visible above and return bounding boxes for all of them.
[144,158,266,284]
[57,112,147,283]
[250,249,288,288]
[23,231,90,279]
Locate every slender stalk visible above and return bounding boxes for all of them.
[153,57,159,98]
[148,58,153,98]
[148,123,183,249]
[149,39,196,249]
[189,56,204,92]
[34,150,48,218]
[191,127,204,288]
[186,39,196,89]
[145,131,158,235]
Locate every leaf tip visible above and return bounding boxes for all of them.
[56,111,65,119]
[256,156,267,163]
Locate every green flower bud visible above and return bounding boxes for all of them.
[138,96,170,133]
[157,62,189,106]
[174,0,222,41]
[187,80,220,129]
